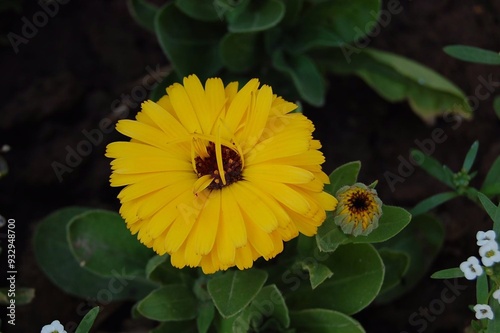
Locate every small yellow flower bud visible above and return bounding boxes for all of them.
[333,183,383,236]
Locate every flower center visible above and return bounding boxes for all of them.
[347,191,371,213]
[195,142,243,190]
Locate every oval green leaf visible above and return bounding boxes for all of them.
[138,285,197,322]
[233,284,290,332]
[207,269,268,318]
[325,161,361,195]
[34,207,154,300]
[155,3,225,78]
[289,243,384,314]
[68,210,155,278]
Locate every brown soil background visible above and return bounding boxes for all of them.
[1,0,500,332]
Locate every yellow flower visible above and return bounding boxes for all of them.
[334,183,382,236]
[106,74,337,273]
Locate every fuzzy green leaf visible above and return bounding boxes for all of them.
[227,0,285,33]
[197,302,215,333]
[220,33,259,72]
[293,0,381,52]
[34,207,154,301]
[138,285,197,321]
[324,48,472,122]
[175,0,220,22]
[155,3,225,79]
[350,205,411,244]
[233,285,290,332]
[299,261,333,289]
[208,269,267,318]
[273,50,325,106]
[325,161,361,195]
[68,210,155,278]
[444,45,500,65]
[288,243,384,315]
[290,309,365,333]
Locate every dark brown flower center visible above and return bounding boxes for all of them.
[348,191,371,213]
[195,142,243,190]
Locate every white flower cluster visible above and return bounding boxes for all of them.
[460,230,500,281]
[459,230,500,321]
[41,320,67,333]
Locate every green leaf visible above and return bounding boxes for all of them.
[378,249,409,295]
[477,273,489,304]
[145,255,194,285]
[68,210,155,278]
[350,205,412,244]
[197,302,215,333]
[411,149,455,188]
[233,285,290,332]
[0,288,34,306]
[463,140,479,172]
[155,3,225,79]
[34,207,154,300]
[410,192,459,216]
[315,214,350,253]
[207,269,268,318]
[273,50,325,106]
[431,267,464,279]
[227,0,285,33]
[75,306,100,333]
[288,243,384,315]
[494,96,500,120]
[220,33,259,72]
[175,0,220,22]
[482,156,500,196]
[487,296,500,333]
[325,161,361,195]
[444,45,500,65]
[290,309,365,333]
[376,214,445,303]
[299,261,333,289]
[127,0,158,31]
[477,192,500,234]
[138,285,197,322]
[324,48,472,122]
[293,0,381,52]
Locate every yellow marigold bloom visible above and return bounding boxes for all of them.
[106,74,337,274]
[334,183,382,236]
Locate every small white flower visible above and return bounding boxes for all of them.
[493,289,500,303]
[477,230,496,246]
[479,241,500,267]
[41,320,67,333]
[474,304,494,320]
[459,256,484,280]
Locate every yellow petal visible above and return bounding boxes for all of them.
[167,83,201,133]
[221,188,247,247]
[244,164,315,184]
[189,190,221,255]
[141,100,189,139]
[224,78,259,135]
[183,75,212,133]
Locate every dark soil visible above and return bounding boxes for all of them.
[1,0,499,332]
